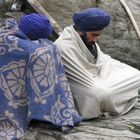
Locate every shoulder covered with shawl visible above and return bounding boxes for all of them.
[0,19,81,139]
[55,25,140,120]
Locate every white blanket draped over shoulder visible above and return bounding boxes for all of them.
[55,25,140,119]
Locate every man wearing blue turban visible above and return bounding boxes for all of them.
[55,8,140,120]
[0,14,81,139]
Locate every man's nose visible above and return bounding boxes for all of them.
[93,37,98,42]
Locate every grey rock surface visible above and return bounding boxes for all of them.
[98,0,140,69]
[39,0,97,28]
[22,106,140,140]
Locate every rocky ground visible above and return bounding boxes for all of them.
[1,0,140,139]
[21,106,140,140]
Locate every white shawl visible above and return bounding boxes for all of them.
[55,26,140,119]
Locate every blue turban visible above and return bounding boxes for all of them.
[73,8,111,32]
[18,13,52,40]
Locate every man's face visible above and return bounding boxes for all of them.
[80,30,102,46]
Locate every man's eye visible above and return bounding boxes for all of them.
[92,34,97,37]
[93,34,99,37]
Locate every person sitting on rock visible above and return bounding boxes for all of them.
[0,13,81,140]
[55,8,140,120]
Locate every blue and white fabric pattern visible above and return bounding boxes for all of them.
[0,19,81,140]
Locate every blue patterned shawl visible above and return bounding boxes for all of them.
[0,19,81,139]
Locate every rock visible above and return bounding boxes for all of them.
[98,0,140,69]
[36,0,97,29]
[21,107,140,140]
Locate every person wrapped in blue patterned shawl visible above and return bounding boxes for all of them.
[0,14,81,140]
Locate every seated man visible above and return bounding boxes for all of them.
[0,14,81,139]
[55,8,140,119]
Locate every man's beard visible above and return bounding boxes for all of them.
[80,32,95,47]
[80,32,97,59]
